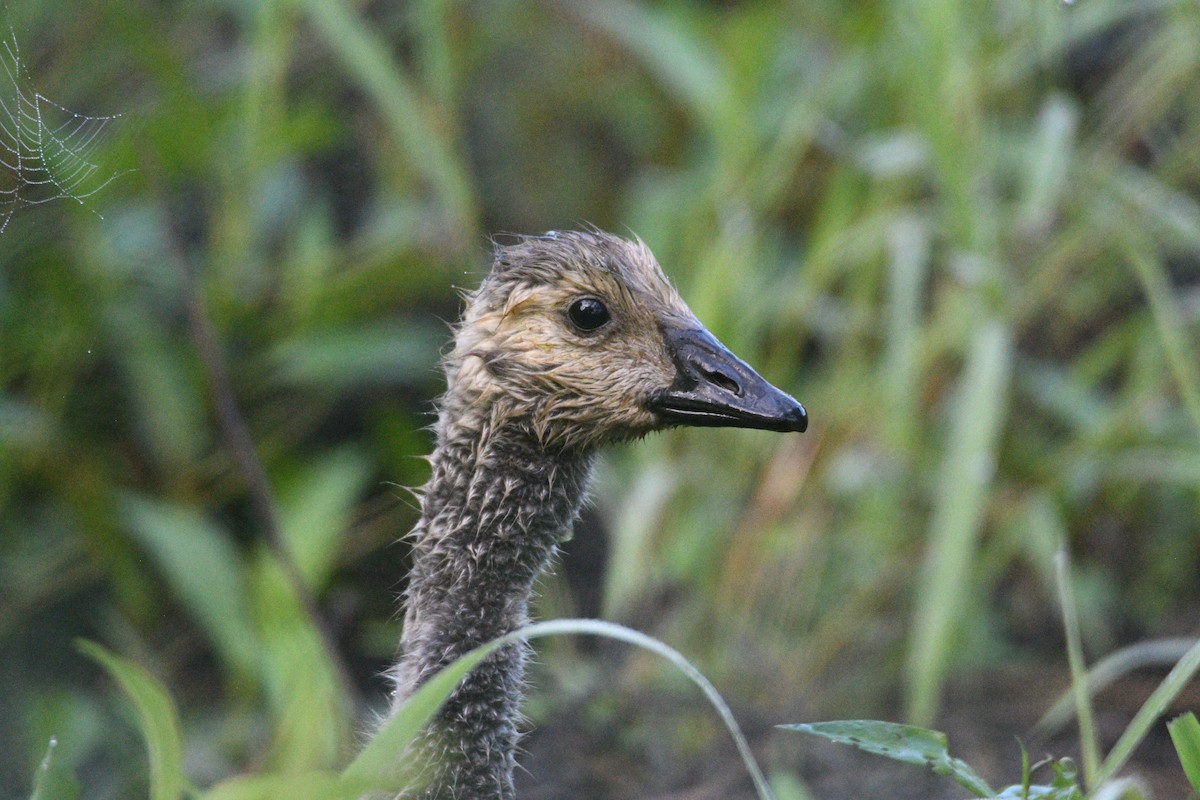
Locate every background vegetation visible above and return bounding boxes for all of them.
[2,0,1198,797]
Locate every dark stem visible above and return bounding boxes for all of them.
[152,174,359,712]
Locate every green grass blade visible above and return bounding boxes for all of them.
[778,720,995,797]
[1019,739,1032,797]
[1123,240,1200,442]
[276,449,372,589]
[1113,163,1200,250]
[290,0,477,237]
[1097,637,1200,786]
[76,641,188,800]
[346,619,776,800]
[1168,712,1200,793]
[28,738,80,800]
[1017,93,1079,232]
[412,0,456,106]
[572,0,736,143]
[905,319,1013,725]
[881,215,930,451]
[1055,549,1101,789]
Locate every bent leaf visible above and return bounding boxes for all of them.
[779,720,994,797]
[76,641,188,800]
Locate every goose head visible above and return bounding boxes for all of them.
[444,230,807,449]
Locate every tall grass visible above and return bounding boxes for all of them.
[1,0,1198,796]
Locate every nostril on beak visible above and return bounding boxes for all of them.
[701,366,742,397]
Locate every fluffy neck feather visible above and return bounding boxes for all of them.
[388,404,594,799]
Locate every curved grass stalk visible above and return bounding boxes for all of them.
[349,618,776,800]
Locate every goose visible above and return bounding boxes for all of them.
[386,230,806,798]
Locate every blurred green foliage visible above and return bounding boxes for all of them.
[1,0,1198,796]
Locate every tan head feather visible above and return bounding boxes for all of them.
[442,230,698,449]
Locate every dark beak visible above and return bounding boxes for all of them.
[648,326,808,433]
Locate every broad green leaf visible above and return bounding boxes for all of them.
[121,495,260,681]
[779,720,995,797]
[28,738,80,800]
[76,641,188,800]
[1168,712,1200,792]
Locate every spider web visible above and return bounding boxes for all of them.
[0,28,125,234]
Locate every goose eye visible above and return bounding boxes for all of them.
[567,297,610,332]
